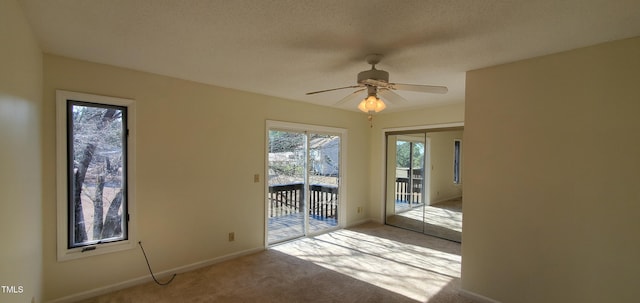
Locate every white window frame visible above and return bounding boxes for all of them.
[56,90,136,261]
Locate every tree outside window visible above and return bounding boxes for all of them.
[67,101,128,248]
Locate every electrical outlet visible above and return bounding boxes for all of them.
[228,232,235,242]
[254,174,260,183]
[357,206,362,214]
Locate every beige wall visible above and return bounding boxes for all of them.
[41,55,371,301]
[463,37,640,303]
[369,104,465,222]
[0,0,43,302]
[427,130,463,204]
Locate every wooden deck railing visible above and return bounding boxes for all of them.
[395,168,424,206]
[268,183,338,220]
[395,177,423,205]
[268,177,420,220]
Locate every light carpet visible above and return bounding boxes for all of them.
[79,223,475,303]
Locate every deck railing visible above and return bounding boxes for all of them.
[268,183,338,220]
[268,177,420,219]
[395,177,423,205]
[395,168,423,206]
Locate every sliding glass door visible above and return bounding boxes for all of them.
[267,130,306,243]
[307,133,340,234]
[267,122,343,245]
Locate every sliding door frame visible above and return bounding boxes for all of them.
[265,120,348,247]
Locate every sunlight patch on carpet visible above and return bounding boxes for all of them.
[272,229,461,302]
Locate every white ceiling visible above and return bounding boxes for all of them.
[18,0,640,112]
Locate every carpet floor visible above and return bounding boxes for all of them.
[79,222,475,303]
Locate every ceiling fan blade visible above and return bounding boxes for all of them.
[378,88,408,104]
[335,88,366,105]
[360,78,390,88]
[306,85,362,95]
[391,83,448,94]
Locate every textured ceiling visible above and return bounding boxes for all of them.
[18,0,640,112]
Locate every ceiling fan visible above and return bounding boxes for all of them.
[306,54,448,114]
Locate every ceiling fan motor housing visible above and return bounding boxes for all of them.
[357,69,389,84]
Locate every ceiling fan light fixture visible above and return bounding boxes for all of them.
[305,54,447,119]
[358,95,386,113]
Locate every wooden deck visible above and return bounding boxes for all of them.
[267,183,339,244]
[268,213,338,244]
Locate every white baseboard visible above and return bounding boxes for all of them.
[47,247,264,303]
[460,289,501,303]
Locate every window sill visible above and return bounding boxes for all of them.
[57,239,135,262]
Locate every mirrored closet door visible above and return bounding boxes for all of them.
[384,128,463,242]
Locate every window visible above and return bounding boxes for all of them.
[453,139,461,184]
[56,90,135,261]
